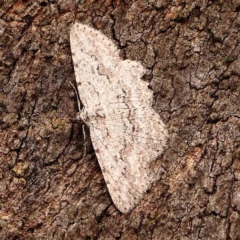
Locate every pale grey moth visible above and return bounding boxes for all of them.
[70,23,168,213]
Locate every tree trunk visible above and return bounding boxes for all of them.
[0,0,239,239]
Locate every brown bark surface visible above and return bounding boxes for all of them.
[0,0,240,239]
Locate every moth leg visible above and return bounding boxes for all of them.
[82,125,87,156]
[69,82,88,156]
[82,125,86,141]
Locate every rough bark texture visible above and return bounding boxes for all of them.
[0,0,240,239]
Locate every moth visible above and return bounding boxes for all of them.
[70,23,168,213]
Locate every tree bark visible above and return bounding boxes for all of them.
[0,0,240,239]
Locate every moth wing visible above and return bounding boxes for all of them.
[89,60,168,213]
[102,60,168,156]
[70,23,121,111]
[90,129,141,213]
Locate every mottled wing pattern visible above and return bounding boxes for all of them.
[70,23,120,110]
[90,60,168,213]
[70,23,168,213]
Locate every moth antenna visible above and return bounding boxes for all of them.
[69,81,82,112]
